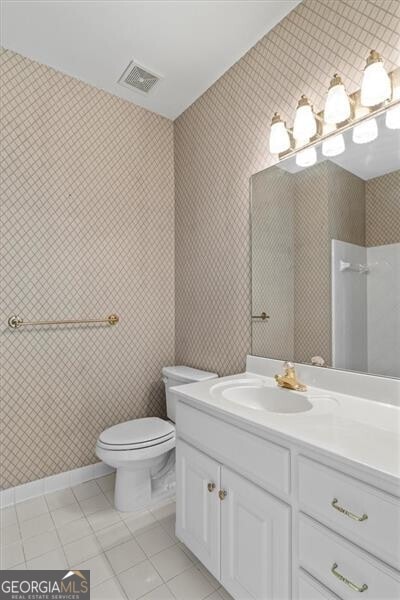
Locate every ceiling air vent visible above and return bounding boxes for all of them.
[118,61,161,95]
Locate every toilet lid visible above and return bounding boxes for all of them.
[99,417,174,447]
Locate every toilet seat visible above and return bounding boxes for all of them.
[97,417,175,451]
[95,365,218,512]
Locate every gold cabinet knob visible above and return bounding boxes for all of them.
[207,483,216,493]
[218,489,227,501]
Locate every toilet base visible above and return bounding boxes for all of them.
[110,449,175,512]
[115,467,151,512]
[95,437,176,513]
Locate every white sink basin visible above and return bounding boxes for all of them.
[209,377,339,415]
[222,386,313,414]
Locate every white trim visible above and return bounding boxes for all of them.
[0,462,115,508]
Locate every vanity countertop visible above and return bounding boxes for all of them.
[174,371,400,487]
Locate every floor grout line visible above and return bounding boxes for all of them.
[2,500,228,600]
[1,489,214,597]
[87,547,121,590]
[4,509,26,568]
[2,478,116,567]
[147,542,194,586]
[88,511,192,593]
[96,575,130,600]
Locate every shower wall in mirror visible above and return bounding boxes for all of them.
[251,111,399,378]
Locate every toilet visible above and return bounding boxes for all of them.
[96,366,218,511]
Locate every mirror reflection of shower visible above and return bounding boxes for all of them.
[332,240,400,378]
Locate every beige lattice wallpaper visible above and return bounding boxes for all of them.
[251,168,295,362]
[251,161,366,366]
[294,162,366,364]
[0,49,175,488]
[175,0,400,376]
[366,170,400,246]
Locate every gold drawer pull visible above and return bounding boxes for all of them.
[219,489,227,501]
[331,563,368,593]
[332,498,368,522]
[207,483,216,493]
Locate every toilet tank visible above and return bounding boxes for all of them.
[162,366,218,422]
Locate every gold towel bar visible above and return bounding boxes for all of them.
[251,312,270,321]
[7,314,119,329]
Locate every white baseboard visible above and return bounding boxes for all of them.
[0,462,115,508]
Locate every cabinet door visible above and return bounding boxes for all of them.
[221,467,290,600]
[176,440,221,578]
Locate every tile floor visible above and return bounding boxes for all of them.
[0,474,232,600]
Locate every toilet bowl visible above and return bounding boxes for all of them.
[96,417,176,511]
[96,365,218,512]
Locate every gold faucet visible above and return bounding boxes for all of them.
[275,361,307,392]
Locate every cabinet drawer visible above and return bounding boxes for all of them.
[298,456,400,569]
[176,402,290,495]
[298,570,340,600]
[299,514,400,600]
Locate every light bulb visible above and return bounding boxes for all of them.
[361,50,391,107]
[269,113,291,153]
[322,134,345,157]
[296,146,317,168]
[295,138,309,150]
[324,74,351,124]
[385,104,400,129]
[293,95,317,141]
[352,118,378,144]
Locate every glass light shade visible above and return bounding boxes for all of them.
[296,146,317,168]
[322,134,345,157]
[269,116,291,153]
[324,75,351,124]
[385,104,400,129]
[293,96,317,141]
[361,52,391,107]
[352,117,378,144]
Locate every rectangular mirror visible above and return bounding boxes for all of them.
[251,110,400,378]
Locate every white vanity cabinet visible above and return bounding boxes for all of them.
[175,397,400,600]
[176,439,290,599]
[176,440,221,578]
[220,467,290,600]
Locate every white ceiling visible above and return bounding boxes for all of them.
[0,0,301,120]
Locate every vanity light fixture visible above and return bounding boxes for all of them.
[361,50,391,107]
[352,117,378,144]
[324,74,351,124]
[269,113,291,153]
[385,104,400,129]
[293,95,317,141]
[295,146,317,168]
[385,85,400,129]
[322,133,345,157]
[268,53,399,160]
